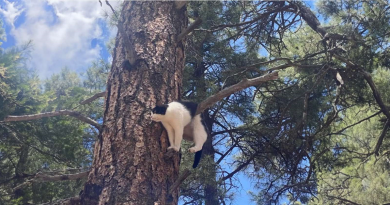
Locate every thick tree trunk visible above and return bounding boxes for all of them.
[80,2,187,205]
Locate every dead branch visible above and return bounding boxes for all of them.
[79,91,106,105]
[196,71,279,115]
[168,168,191,194]
[35,171,88,182]
[3,110,101,130]
[177,18,203,42]
[14,171,88,192]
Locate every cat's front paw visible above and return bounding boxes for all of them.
[188,147,197,153]
[168,146,180,152]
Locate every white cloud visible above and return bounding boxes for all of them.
[0,0,120,79]
[0,0,24,27]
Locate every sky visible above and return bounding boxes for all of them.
[0,0,118,79]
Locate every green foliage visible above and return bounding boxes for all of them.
[0,18,107,203]
[2,1,390,204]
[310,106,390,205]
[182,1,390,204]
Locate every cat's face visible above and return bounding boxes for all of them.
[151,105,168,122]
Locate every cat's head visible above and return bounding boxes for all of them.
[151,104,168,122]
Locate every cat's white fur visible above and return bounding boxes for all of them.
[151,102,207,153]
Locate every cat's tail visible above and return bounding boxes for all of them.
[192,149,203,168]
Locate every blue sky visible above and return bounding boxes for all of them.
[0,0,118,79]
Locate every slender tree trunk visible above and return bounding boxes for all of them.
[80,2,187,204]
[192,39,219,205]
[202,112,219,205]
[14,145,29,204]
[191,57,219,204]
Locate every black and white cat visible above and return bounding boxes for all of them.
[151,101,208,168]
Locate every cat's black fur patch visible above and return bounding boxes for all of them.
[152,104,168,115]
[193,149,203,168]
[177,101,198,118]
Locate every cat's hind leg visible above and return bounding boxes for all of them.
[189,120,207,153]
[171,122,184,152]
[162,122,175,150]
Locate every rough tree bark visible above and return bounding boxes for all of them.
[80,2,187,204]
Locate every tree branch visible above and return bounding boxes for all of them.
[333,54,390,120]
[293,2,390,156]
[291,3,326,37]
[168,168,191,194]
[3,110,101,130]
[374,119,390,156]
[14,171,88,191]
[39,197,81,205]
[177,18,203,42]
[220,154,255,182]
[326,195,361,205]
[329,111,381,135]
[216,143,237,164]
[196,71,279,115]
[79,91,106,105]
